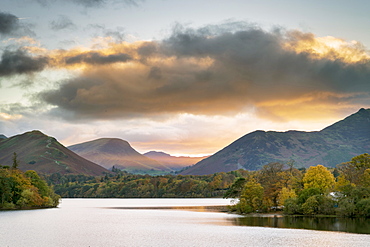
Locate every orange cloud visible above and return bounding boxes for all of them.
[284,31,370,63]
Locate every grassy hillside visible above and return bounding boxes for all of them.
[0,131,109,176]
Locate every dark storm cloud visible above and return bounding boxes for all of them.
[50,15,76,31]
[0,12,19,35]
[39,24,370,120]
[64,52,131,65]
[0,12,34,38]
[164,27,370,92]
[0,49,49,76]
[41,77,100,106]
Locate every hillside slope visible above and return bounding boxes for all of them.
[0,130,108,175]
[181,108,370,175]
[68,138,173,174]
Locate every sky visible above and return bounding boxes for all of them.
[0,0,370,156]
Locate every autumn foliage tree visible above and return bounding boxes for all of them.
[302,165,335,193]
[0,166,60,209]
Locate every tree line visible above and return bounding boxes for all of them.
[0,153,60,209]
[3,152,369,217]
[45,169,248,198]
[224,153,370,217]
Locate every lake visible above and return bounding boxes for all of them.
[0,198,369,247]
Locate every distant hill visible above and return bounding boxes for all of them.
[68,138,173,174]
[181,108,370,175]
[0,134,6,139]
[0,130,108,176]
[143,151,208,170]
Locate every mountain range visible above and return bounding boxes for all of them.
[68,138,174,174]
[0,130,108,176]
[0,108,369,176]
[181,108,370,175]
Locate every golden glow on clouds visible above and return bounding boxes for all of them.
[285,32,370,63]
[32,32,368,123]
[256,91,364,121]
[0,112,22,120]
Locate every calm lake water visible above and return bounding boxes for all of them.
[0,198,369,247]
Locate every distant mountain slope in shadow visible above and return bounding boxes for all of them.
[143,151,208,170]
[181,108,370,175]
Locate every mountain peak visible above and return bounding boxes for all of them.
[0,131,108,175]
[321,108,370,138]
[95,138,129,144]
[144,151,172,158]
[23,130,47,137]
[359,107,367,112]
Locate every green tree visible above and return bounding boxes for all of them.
[338,153,370,186]
[236,180,264,214]
[357,198,370,217]
[224,177,246,199]
[25,170,51,197]
[12,152,19,169]
[283,197,301,215]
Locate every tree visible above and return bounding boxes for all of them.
[357,198,370,217]
[12,152,19,169]
[224,177,246,199]
[237,180,264,214]
[337,153,370,186]
[277,187,297,206]
[302,165,335,193]
[334,175,353,192]
[257,162,285,208]
[0,167,60,209]
[25,170,51,197]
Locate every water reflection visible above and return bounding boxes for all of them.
[1,199,370,247]
[230,214,370,234]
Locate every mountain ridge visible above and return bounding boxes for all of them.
[68,138,173,174]
[181,108,370,175]
[0,130,109,175]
